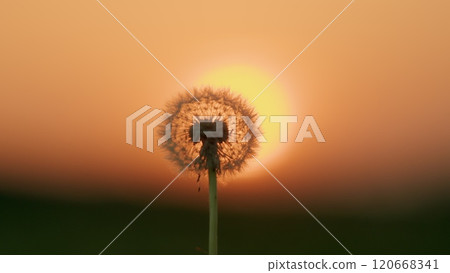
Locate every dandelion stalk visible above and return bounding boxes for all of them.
[208,162,218,255]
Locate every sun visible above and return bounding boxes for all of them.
[195,64,291,170]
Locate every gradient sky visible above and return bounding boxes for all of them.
[1,0,449,212]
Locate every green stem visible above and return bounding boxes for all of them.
[208,166,218,255]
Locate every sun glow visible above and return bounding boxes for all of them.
[196,65,291,168]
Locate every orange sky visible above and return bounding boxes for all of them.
[1,0,449,212]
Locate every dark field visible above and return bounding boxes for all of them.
[0,191,448,255]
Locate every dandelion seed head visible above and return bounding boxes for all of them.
[160,87,259,176]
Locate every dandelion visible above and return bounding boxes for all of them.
[160,87,259,254]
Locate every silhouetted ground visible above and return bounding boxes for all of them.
[0,192,449,254]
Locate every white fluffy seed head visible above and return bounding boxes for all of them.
[159,87,260,176]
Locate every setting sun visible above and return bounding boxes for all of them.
[196,65,292,166]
